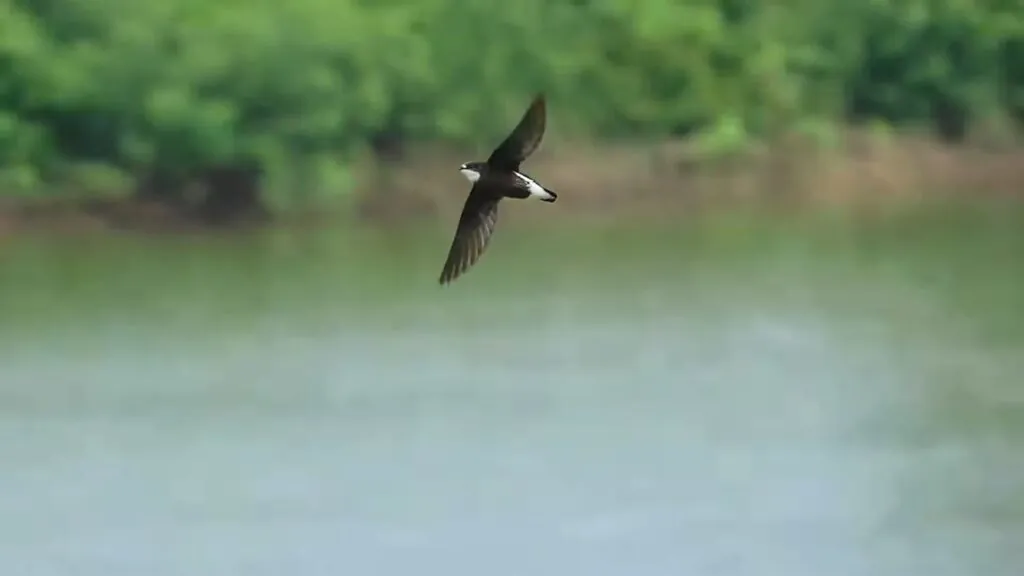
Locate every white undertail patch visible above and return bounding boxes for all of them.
[516,172,554,200]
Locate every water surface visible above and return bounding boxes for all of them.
[1,204,1022,575]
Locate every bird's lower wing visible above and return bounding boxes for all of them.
[438,193,501,285]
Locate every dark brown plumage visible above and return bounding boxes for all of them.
[487,95,547,171]
[438,94,557,285]
[437,195,500,285]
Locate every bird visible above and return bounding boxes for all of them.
[437,93,557,285]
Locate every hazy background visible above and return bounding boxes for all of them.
[1,1,1023,575]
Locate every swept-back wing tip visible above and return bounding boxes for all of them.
[487,93,549,169]
[528,93,546,115]
[438,261,467,285]
[435,194,500,286]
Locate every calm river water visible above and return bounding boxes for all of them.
[0,204,1022,575]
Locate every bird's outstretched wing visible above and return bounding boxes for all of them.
[486,94,547,171]
[438,186,501,285]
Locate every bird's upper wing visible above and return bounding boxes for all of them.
[486,94,547,171]
[438,185,501,285]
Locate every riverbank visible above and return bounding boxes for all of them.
[1,129,1021,237]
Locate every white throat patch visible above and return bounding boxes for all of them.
[459,168,481,183]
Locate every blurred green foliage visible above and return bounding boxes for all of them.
[0,0,1021,208]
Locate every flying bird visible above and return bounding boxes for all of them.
[437,94,557,285]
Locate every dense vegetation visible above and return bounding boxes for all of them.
[0,0,1021,215]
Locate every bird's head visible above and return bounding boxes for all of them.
[459,162,484,183]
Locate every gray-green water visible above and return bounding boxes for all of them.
[1,204,1023,575]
